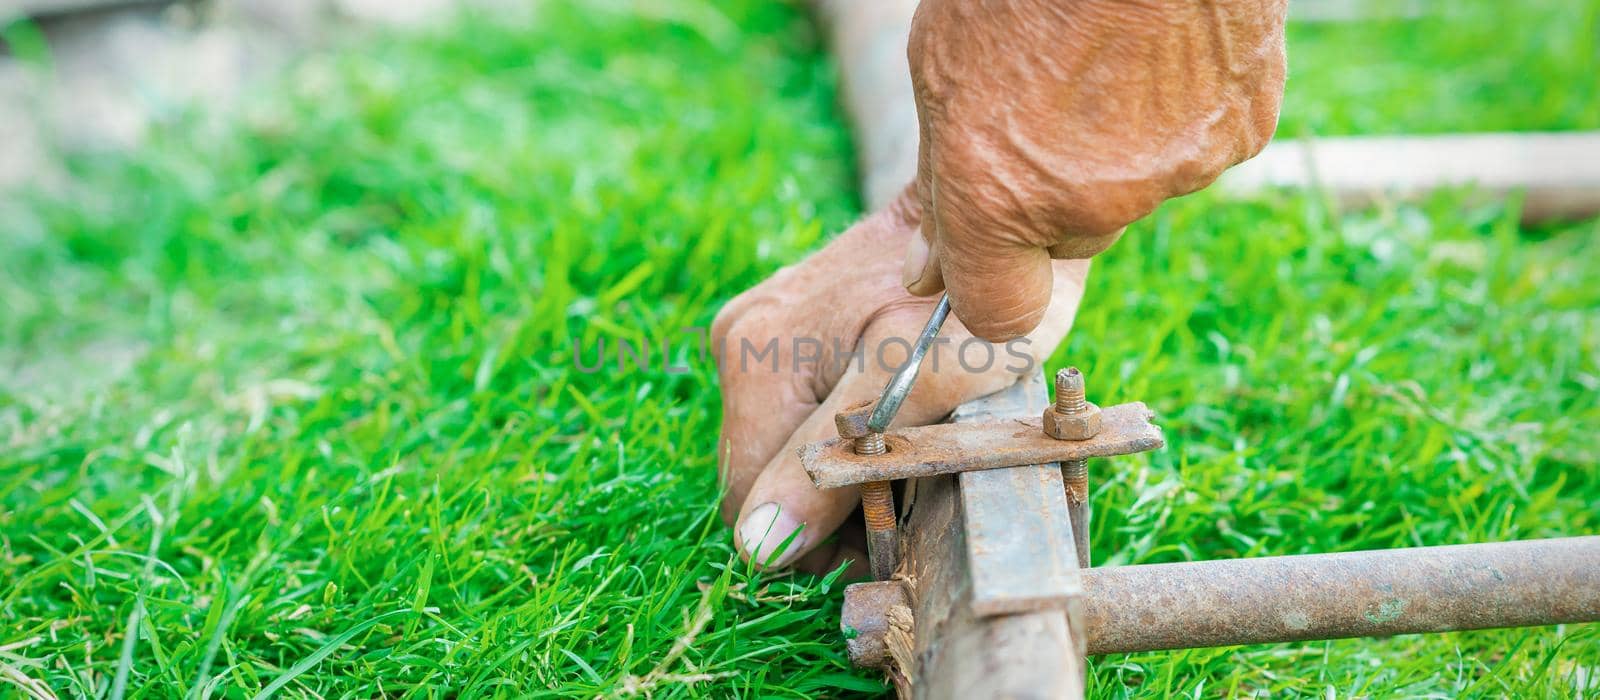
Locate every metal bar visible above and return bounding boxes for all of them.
[801,402,1163,488]
[961,462,1082,616]
[898,373,1086,699]
[1082,537,1600,655]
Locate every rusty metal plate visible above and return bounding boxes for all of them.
[800,402,1163,489]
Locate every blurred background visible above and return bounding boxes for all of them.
[0,0,461,190]
[2,0,1596,190]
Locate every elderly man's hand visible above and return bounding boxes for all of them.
[714,190,1088,572]
[903,0,1287,341]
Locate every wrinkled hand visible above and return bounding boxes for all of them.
[903,0,1287,340]
[714,190,1088,572]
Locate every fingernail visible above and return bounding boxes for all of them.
[739,502,806,569]
[901,234,930,289]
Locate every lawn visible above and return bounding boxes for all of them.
[1280,0,1600,135]
[2,1,1597,697]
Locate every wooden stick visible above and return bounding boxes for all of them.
[807,0,919,211]
[1222,131,1600,223]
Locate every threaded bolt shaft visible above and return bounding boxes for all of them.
[1062,458,1089,506]
[854,430,898,577]
[861,481,896,531]
[1055,367,1093,568]
[861,469,899,579]
[1061,458,1088,485]
[854,432,888,456]
[1063,456,1091,569]
[1055,367,1087,414]
[852,432,894,532]
[834,401,900,580]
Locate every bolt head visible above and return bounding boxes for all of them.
[841,580,909,668]
[834,399,876,440]
[1043,402,1102,441]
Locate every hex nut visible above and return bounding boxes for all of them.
[1043,402,1102,441]
[834,399,876,440]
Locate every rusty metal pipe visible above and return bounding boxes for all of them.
[1082,537,1600,655]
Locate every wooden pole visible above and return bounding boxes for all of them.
[806,0,919,211]
[1222,132,1600,223]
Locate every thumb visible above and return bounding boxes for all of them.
[900,227,944,296]
[941,239,1054,342]
[926,193,1055,341]
[904,169,1054,341]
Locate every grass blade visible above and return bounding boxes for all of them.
[248,610,411,699]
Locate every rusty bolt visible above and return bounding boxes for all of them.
[835,399,887,455]
[1047,367,1097,567]
[834,400,873,438]
[1043,367,1101,441]
[835,399,898,579]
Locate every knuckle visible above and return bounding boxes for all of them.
[710,305,767,378]
[872,297,939,330]
[711,288,779,359]
[710,299,745,353]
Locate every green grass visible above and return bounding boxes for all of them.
[1280,0,1600,135]
[2,1,1598,697]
